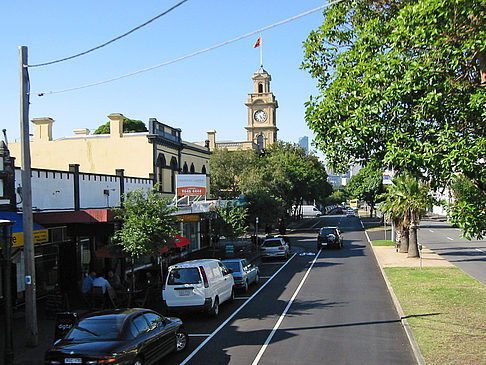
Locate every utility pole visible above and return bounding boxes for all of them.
[20,45,38,347]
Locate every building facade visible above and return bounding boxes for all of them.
[9,114,210,199]
[207,66,278,152]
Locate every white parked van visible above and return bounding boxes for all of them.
[300,205,323,217]
[162,259,235,317]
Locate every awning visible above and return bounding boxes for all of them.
[34,209,117,224]
[94,244,129,258]
[158,235,190,254]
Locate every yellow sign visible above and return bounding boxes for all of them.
[178,214,200,222]
[12,229,49,247]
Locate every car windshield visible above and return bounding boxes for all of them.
[262,239,282,247]
[167,268,201,285]
[66,315,124,341]
[320,228,336,236]
[223,262,240,272]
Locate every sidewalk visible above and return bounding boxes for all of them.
[2,239,260,365]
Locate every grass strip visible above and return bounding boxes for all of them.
[372,239,394,246]
[384,267,486,365]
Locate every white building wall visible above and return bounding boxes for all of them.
[79,174,121,209]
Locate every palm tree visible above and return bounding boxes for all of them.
[380,173,433,257]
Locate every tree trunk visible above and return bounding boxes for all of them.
[408,225,419,258]
[399,228,409,253]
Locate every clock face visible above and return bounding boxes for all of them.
[254,110,267,122]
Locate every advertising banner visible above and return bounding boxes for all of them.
[176,174,207,196]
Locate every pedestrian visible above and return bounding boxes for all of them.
[107,270,122,290]
[92,272,112,294]
[82,271,96,294]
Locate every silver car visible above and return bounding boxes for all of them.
[260,237,290,261]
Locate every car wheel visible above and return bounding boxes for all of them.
[230,288,235,302]
[175,330,188,352]
[243,280,249,293]
[254,273,260,284]
[209,297,219,317]
[134,357,144,365]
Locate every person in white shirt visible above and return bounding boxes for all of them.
[92,274,112,294]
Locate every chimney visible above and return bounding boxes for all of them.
[108,113,125,138]
[207,130,216,151]
[31,118,54,141]
[73,128,90,136]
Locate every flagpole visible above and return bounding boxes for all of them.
[260,33,263,66]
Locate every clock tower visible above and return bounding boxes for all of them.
[245,66,278,150]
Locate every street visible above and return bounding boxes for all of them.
[419,220,486,285]
[164,215,415,364]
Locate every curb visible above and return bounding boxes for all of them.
[361,219,426,365]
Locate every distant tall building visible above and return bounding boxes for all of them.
[298,136,309,154]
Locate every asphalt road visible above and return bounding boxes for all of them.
[419,219,486,285]
[164,215,416,364]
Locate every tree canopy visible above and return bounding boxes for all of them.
[113,187,178,257]
[302,0,486,238]
[346,161,384,217]
[93,118,148,134]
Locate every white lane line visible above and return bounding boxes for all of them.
[235,297,251,300]
[188,334,211,337]
[180,253,297,365]
[429,229,434,233]
[251,250,322,365]
[447,237,454,241]
[259,276,272,279]
[476,248,484,253]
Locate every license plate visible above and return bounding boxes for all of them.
[65,359,82,364]
[178,290,190,296]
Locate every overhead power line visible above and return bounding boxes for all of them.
[37,0,344,96]
[28,0,188,68]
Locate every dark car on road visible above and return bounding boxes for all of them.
[222,258,260,292]
[45,308,188,365]
[317,226,343,249]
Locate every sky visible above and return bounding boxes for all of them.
[2,0,328,155]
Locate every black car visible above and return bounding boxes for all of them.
[317,226,343,249]
[45,308,188,365]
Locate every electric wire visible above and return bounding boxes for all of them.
[27,0,188,68]
[37,0,345,96]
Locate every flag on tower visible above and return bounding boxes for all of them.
[253,36,261,48]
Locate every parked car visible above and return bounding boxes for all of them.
[261,237,290,260]
[346,208,355,217]
[222,259,260,292]
[317,226,343,249]
[162,259,235,317]
[45,308,188,365]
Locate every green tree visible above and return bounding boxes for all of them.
[325,186,348,207]
[93,118,148,134]
[211,202,249,243]
[209,148,258,200]
[113,187,178,284]
[346,161,384,217]
[302,0,486,238]
[379,173,433,257]
[448,175,486,239]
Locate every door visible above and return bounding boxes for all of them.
[218,262,233,301]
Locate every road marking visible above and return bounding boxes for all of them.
[180,253,297,365]
[447,237,454,241]
[188,334,211,337]
[476,248,484,253]
[259,276,271,279]
[251,250,322,365]
[429,229,434,233]
[235,297,250,300]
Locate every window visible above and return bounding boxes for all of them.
[144,312,164,329]
[257,135,264,150]
[258,83,263,93]
[130,315,150,337]
[183,162,188,174]
[190,163,195,173]
[202,165,207,174]
[167,268,201,285]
